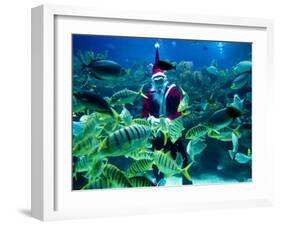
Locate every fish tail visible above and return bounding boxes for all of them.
[179,86,186,95]
[228,149,236,160]
[181,111,191,117]
[111,108,120,130]
[181,162,193,181]
[139,85,148,99]
[233,125,241,138]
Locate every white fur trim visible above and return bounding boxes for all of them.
[165,84,176,100]
[152,72,166,79]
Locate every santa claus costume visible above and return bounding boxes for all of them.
[142,43,182,120]
[142,42,192,185]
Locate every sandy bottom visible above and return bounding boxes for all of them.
[163,174,251,187]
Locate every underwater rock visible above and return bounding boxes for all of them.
[206,65,220,76]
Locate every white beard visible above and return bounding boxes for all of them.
[151,81,168,105]
[153,90,164,105]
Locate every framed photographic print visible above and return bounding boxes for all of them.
[31,4,274,221]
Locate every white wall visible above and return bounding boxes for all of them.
[0,0,280,225]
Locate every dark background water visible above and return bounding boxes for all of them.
[72,34,252,70]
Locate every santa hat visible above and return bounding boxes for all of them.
[152,42,166,79]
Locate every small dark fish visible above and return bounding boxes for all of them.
[207,106,241,130]
[225,106,242,118]
[74,91,113,116]
[156,60,176,71]
[202,46,208,51]
[231,72,250,89]
[83,59,127,80]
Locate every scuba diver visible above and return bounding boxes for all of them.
[142,42,192,185]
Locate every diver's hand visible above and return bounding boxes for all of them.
[147,115,160,126]
[165,118,171,125]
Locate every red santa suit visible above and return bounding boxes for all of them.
[142,83,182,120]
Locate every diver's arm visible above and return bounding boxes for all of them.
[142,92,151,118]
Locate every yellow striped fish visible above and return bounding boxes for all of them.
[83,176,112,190]
[185,124,209,140]
[73,136,99,157]
[73,117,104,144]
[98,125,151,158]
[153,151,193,181]
[126,159,154,178]
[86,159,104,182]
[129,176,155,187]
[125,150,154,161]
[110,85,148,106]
[168,116,184,143]
[103,164,132,188]
[120,106,133,126]
[133,118,151,127]
[177,87,191,114]
[72,156,92,179]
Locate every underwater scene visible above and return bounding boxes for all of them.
[72,34,252,190]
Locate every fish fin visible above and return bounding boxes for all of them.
[181,111,191,117]
[81,183,90,190]
[181,162,193,181]
[234,152,251,164]
[231,132,239,153]
[98,137,108,151]
[226,125,241,138]
[73,172,77,181]
[158,60,176,71]
[212,130,220,135]
[155,148,165,152]
[228,150,235,160]
[233,125,241,138]
[138,85,148,99]
[179,86,186,96]
[80,73,90,89]
[165,151,173,160]
[157,179,166,186]
[175,153,184,168]
[186,140,191,155]
[163,131,168,145]
[247,148,252,157]
[90,72,103,80]
[111,108,120,130]
[207,130,213,137]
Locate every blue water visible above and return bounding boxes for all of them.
[73,35,251,70]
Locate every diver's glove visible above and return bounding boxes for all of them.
[165,118,171,125]
[147,115,160,126]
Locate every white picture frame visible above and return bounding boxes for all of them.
[31,4,274,221]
